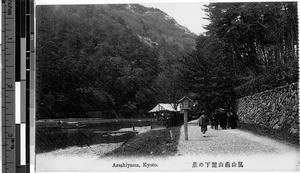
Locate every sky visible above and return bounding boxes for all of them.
[142,3,209,34]
[35,0,210,35]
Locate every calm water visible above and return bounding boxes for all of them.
[36,119,153,153]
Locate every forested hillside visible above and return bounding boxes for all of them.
[36,4,196,119]
[181,2,298,111]
[36,2,298,119]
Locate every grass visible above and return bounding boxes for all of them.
[239,123,299,147]
[104,126,182,157]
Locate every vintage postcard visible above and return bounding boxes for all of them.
[32,0,299,172]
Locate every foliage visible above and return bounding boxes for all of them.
[180,35,236,111]
[180,2,298,112]
[36,3,298,119]
[36,5,196,119]
[204,2,298,75]
[235,64,298,98]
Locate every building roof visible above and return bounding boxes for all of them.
[178,96,193,102]
[149,103,181,113]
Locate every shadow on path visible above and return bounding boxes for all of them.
[238,123,299,147]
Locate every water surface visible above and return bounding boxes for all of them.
[36,119,154,153]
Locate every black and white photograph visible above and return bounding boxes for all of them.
[31,0,300,171]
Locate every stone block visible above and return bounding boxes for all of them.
[273,124,280,129]
[289,128,298,134]
[279,116,284,124]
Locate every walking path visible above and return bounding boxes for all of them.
[176,119,299,171]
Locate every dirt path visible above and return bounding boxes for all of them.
[176,119,299,171]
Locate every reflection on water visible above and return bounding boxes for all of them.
[36,120,153,153]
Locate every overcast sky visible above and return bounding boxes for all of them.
[35,0,210,35]
[142,3,209,34]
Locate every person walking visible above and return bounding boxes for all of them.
[219,108,227,130]
[198,111,209,137]
[227,111,233,129]
[211,110,219,130]
[228,109,238,129]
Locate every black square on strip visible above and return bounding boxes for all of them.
[26,71,30,88]
[15,1,21,82]
[26,89,30,107]
[26,15,30,49]
[26,57,30,69]
[20,1,26,38]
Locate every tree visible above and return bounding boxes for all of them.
[36,5,162,119]
[179,2,298,112]
[204,2,298,76]
[180,35,236,111]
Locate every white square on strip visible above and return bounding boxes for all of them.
[15,82,21,124]
[21,123,26,165]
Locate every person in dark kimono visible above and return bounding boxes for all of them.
[211,110,219,130]
[198,111,209,137]
[209,111,214,129]
[228,109,238,129]
[227,111,233,129]
[219,108,227,129]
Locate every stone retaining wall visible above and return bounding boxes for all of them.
[236,83,299,134]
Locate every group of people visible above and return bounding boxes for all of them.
[198,108,239,137]
[211,108,239,130]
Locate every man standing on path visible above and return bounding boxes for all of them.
[198,111,210,137]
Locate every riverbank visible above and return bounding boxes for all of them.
[105,126,181,157]
[36,118,155,153]
[36,126,182,171]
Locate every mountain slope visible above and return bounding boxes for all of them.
[107,4,197,52]
[36,4,196,119]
